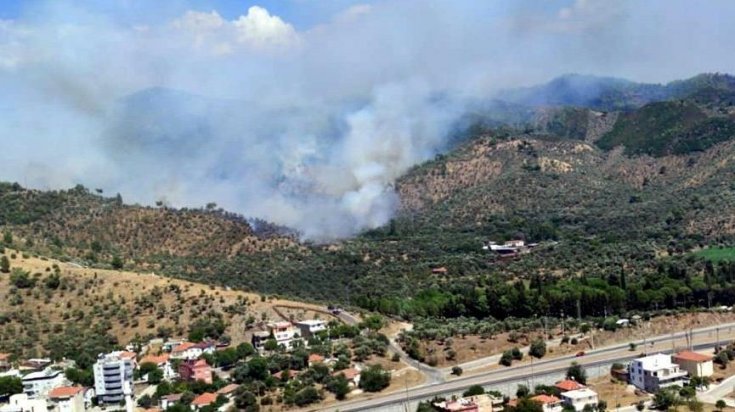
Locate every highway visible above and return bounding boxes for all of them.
[311,322,735,412]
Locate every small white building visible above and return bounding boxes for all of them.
[561,388,599,412]
[0,394,48,412]
[21,368,67,398]
[295,320,328,338]
[629,353,688,393]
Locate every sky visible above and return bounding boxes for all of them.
[0,0,734,239]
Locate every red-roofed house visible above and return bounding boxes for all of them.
[179,359,213,384]
[531,394,563,412]
[139,353,176,381]
[48,386,85,412]
[555,379,586,392]
[673,351,714,378]
[272,369,300,380]
[308,353,325,366]
[191,392,217,410]
[216,384,240,398]
[170,342,198,360]
[333,368,361,387]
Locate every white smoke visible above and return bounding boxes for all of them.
[0,0,734,239]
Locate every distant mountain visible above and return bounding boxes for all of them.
[496,72,735,111]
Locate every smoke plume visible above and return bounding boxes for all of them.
[0,0,734,239]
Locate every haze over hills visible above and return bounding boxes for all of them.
[3,72,735,315]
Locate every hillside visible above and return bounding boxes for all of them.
[0,183,299,267]
[3,73,735,325]
[0,247,335,362]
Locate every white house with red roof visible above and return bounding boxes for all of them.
[531,394,563,412]
[170,342,215,360]
[672,351,714,378]
[139,353,176,381]
[48,386,85,412]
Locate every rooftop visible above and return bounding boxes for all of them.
[140,354,169,365]
[308,353,325,363]
[635,353,677,371]
[674,351,713,363]
[532,395,561,405]
[216,383,240,395]
[333,368,360,380]
[296,319,327,326]
[555,379,586,392]
[22,368,62,381]
[191,392,217,406]
[172,342,196,353]
[48,386,85,399]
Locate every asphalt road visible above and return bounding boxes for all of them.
[312,322,735,412]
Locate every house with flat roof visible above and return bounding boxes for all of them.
[629,353,687,393]
[21,368,68,399]
[295,319,328,338]
[561,388,599,412]
[672,351,714,378]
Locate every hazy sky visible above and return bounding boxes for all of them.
[0,0,734,239]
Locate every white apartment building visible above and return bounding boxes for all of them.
[629,353,688,393]
[295,320,328,338]
[561,388,599,412]
[21,368,67,398]
[93,352,134,404]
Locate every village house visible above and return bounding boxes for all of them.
[434,394,503,412]
[139,353,177,381]
[0,393,48,412]
[629,353,687,393]
[672,351,714,378]
[21,368,68,399]
[272,370,300,380]
[295,319,328,339]
[531,394,563,412]
[269,322,300,349]
[18,359,51,372]
[561,388,599,412]
[308,353,325,366]
[170,342,214,361]
[191,392,217,410]
[216,384,240,399]
[159,394,183,410]
[555,379,586,392]
[48,386,86,412]
[179,359,213,384]
[251,331,271,352]
[252,322,300,352]
[333,368,361,387]
[432,397,480,412]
